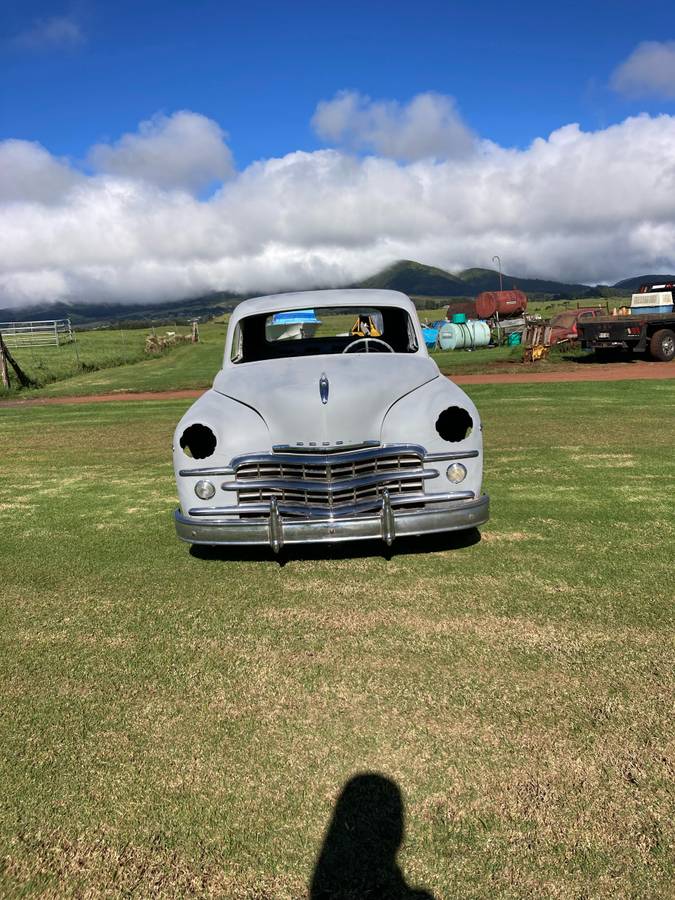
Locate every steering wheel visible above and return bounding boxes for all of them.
[342,337,395,354]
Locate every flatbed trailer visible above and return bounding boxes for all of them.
[578,313,675,361]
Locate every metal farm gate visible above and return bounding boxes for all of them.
[0,318,74,348]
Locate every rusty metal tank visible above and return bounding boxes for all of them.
[475,290,528,319]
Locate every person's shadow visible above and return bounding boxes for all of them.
[310,773,435,899]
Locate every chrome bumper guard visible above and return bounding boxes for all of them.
[175,492,489,552]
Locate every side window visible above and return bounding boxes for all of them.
[230,323,243,362]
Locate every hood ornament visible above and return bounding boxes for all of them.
[319,372,329,405]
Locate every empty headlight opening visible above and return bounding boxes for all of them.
[180,423,217,459]
[435,406,473,443]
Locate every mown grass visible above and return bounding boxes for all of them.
[0,380,673,897]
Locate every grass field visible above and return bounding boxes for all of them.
[1,380,673,897]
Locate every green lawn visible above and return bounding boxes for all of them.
[1,381,673,897]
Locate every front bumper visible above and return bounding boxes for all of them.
[175,493,489,551]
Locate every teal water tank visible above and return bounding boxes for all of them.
[452,312,467,324]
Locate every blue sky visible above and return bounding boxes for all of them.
[2,1,675,306]
[3,0,674,165]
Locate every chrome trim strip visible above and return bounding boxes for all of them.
[381,490,395,546]
[272,440,380,454]
[424,450,480,462]
[179,466,235,477]
[187,490,475,519]
[268,497,283,553]
[231,443,425,470]
[222,468,438,493]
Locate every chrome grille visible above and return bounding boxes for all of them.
[237,478,424,511]
[235,450,422,483]
[230,444,429,517]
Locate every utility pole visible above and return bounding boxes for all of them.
[492,255,503,292]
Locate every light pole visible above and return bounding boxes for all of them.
[492,255,503,292]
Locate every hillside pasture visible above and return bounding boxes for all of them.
[0,380,673,897]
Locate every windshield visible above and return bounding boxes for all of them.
[230,306,420,363]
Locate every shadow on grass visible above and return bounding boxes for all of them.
[310,772,435,899]
[188,527,481,564]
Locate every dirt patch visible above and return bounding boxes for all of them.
[479,531,530,543]
[452,359,675,384]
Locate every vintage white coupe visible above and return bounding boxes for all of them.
[173,289,489,551]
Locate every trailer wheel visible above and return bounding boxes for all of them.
[649,329,675,362]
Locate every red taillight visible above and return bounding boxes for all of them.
[627,326,641,335]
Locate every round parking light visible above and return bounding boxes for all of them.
[446,463,467,484]
[194,480,216,500]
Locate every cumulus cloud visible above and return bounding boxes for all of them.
[611,41,675,99]
[0,140,83,204]
[88,111,235,192]
[13,15,84,50]
[312,91,476,160]
[2,109,675,308]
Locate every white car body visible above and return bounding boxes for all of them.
[173,289,489,551]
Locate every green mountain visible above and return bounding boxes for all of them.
[613,274,675,291]
[456,267,590,296]
[357,260,468,296]
[0,292,241,328]
[1,260,648,327]
[358,260,596,298]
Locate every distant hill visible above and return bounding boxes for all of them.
[613,274,675,291]
[1,260,650,327]
[456,267,590,296]
[0,292,241,328]
[357,260,468,296]
[358,260,597,299]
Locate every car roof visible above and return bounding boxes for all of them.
[229,289,416,325]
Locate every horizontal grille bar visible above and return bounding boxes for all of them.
[229,443,426,473]
[237,478,425,508]
[224,469,437,494]
[188,490,476,520]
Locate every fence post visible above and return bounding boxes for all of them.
[0,333,10,389]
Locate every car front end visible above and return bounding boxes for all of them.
[173,290,489,551]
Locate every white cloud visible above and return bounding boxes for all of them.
[0,140,83,204]
[14,15,84,50]
[611,41,675,99]
[88,111,235,192]
[2,110,675,308]
[312,91,476,160]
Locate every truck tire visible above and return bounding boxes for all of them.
[649,329,675,362]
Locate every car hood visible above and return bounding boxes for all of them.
[212,354,439,446]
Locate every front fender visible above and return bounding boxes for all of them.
[380,377,483,496]
[173,389,270,514]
